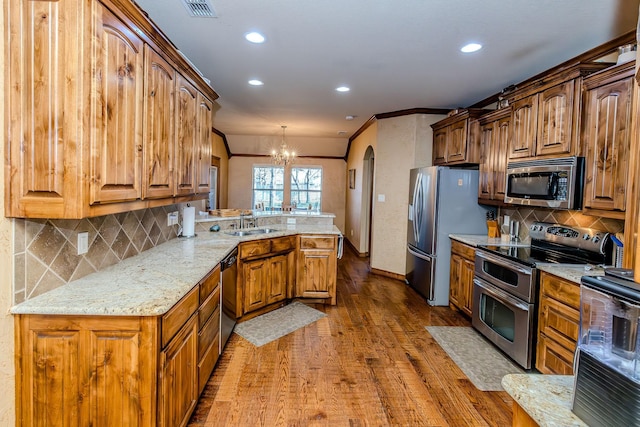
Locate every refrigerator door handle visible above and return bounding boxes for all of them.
[407,245,433,261]
[413,173,422,244]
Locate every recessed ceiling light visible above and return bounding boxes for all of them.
[336,86,350,92]
[245,32,265,44]
[460,43,482,53]
[345,115,356,121]
[248,79,264,86]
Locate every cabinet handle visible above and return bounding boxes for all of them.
[137,145,143,152]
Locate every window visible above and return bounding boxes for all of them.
[253,166,284,210]
[291,167,322,210]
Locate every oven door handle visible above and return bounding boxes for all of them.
[476,251,532,276]
[473,277,530,311]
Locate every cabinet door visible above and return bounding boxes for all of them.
[583,77,632,211]
[267,254,289,305]
[5,0,87,217]
[143,46,176,199]
[175,75,198,196]
[432,128,448,165]
[243,259,270,314]
[448,253,463,310]
[478,122,494,200]
[446,120,468,163]
[536,333,575,375]
[159,315,198,427]
[91,7,144,204]
[296,248,336,302]
[492,115,511,200]
[196,93,213,194]
[536,80,575,156]
[460,257,475,316]
[509,94,538,159]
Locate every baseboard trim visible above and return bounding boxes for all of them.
[344,238,368,257]
[370,268,406,282]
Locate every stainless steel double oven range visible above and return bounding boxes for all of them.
[472,222,612,369]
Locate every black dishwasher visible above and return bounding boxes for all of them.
[220,247,237,351]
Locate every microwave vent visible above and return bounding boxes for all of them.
[181,0,217,17]
[507,156,580,170]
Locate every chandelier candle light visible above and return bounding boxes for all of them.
[272,125,295,166]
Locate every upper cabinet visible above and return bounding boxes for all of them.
[582,61,635,218]
[478,108,511,204]
[431,109,488,165]
[4,0,218,218]
[506,63,609,161]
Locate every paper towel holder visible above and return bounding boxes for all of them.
[179,204,197,238]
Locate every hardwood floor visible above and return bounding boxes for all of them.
[188,247,514,426]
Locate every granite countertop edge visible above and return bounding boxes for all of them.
[449,233,531,248]
[502,374,587,427]
[11,224,341,317]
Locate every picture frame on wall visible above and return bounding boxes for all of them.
[348,169,356,189]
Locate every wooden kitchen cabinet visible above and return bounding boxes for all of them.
[296,235,338,305]
[431,109,488,165]
[478,109,511,203]
[582,61,635,217]
[175,75,199,196]
[15,265,222,426]
[196,94,214,194]
[4,0,218,218]
[507,63,609,161]
[536,271,581,375]
[448,240,475,317]
[237,236,297,318]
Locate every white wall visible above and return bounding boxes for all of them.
[227,156,346,233]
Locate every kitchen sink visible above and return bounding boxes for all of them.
[224,228,278,237]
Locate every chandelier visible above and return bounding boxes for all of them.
[271,125,295,166]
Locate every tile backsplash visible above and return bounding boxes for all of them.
[499,207,625,241]
[13,205,180,304]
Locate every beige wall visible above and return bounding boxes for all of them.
[345,114,445,274]
[212,132,229,208]
[0,2,16,420]
[227,156,346,232]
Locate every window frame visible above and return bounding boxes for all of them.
[252,165,285,211]
[290,166,323,211]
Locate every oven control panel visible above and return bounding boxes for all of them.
[530,222,609,253]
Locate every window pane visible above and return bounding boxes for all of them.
[290,167,322,211]
[253,166,284,210]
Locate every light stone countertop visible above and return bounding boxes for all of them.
[196,211,336,222]
[537,263,605,284]
[11,224,341,317]
[449,234,531,248]
[502,374,586,427]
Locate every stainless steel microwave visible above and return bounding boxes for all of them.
[504,156,584,210]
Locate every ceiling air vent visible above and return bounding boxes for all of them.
[181,0,217,18]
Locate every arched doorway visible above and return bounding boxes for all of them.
[362,146,375,258]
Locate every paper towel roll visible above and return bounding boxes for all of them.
[182,206,196,237]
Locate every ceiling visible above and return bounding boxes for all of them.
[134,0,639,158]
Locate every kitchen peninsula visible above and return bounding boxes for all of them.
[11,214,341,426]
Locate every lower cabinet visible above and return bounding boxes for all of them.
[536,271,580,374]
[448,240,475,316]
[15,266,221,426]
[237,236,296,318]
[296,235,338,305]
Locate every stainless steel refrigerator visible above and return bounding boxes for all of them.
[406,166,492,305]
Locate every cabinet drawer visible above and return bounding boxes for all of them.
[538,294,579,350]
[540,272,580,309]
[536,333,575,375]
[299,235,335,250]
[198,307,220,361]
[199,265,220,304]
[199,286,220,329]
[451,240,475,260]
[162,287,199,348]
[271,235,296,253]
[198,333,220,395]
[239,240,271,259]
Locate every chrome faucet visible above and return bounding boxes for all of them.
[239,213,245,229]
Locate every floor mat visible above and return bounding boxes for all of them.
[425,326,525,391]
[234,301,326,347]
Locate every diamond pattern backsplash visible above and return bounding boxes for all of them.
[499,207,625,241]
[13,205,180,304]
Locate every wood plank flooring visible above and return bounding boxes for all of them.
[188,247,514,426]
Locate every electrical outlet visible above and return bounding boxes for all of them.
[378,194,385,202]
[287,218,296,225]
[77,232,89,255]
[167,211,179,226]
[350,229,354,236]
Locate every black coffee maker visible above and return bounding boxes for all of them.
[574,270,640,426]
